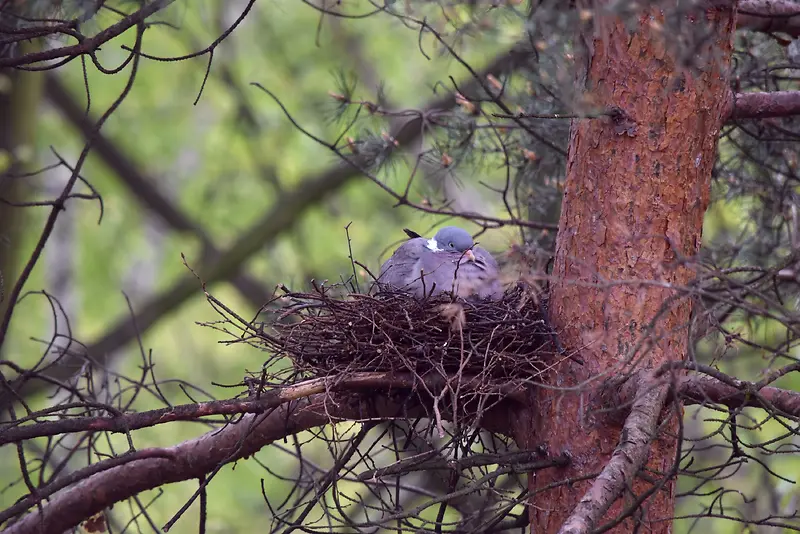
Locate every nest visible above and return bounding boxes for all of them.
[256,283,562,384]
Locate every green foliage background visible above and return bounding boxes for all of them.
[0,2,522,531]
[0,1,798,533]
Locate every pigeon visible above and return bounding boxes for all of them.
[375,226,503,301]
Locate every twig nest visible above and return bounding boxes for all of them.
[257,282,561,384]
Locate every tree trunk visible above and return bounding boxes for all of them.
[0,41,42,353]
[524,5,736,532]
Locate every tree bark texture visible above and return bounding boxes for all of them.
[526,4,736,532]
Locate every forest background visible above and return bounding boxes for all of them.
[1,1,800,533]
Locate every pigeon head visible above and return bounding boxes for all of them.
[428,226,476,261]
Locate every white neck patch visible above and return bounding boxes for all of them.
[426,238,442,252]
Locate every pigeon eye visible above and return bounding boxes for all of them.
[448,242,454,248]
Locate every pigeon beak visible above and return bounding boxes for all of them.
[465,249,476,262]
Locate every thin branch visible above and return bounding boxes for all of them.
[4,368,800,532]
[0,394,384,534]
[557,376,670,534]
[736,0,800,37]
[0,372,520,446]
[727,90,800,120]
[0,17,146,352]
[4,366,800,445]
[679,374,800,417]
[356,450,567,480]
[0,42,532,412]
[0,0,177,69]
[43,72,276,308]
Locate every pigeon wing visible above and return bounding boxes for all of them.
[473,246,503,300]
[450,246,503,301]
[376,237,428,295]
[417,248,461,297]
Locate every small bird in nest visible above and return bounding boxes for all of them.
[374,226,503,301]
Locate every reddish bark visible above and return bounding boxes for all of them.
[736,0,800,37]
[526,5,737,533]
[727,90,800,120]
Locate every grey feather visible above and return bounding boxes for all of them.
[376,228,503,301]
[376,237,428,291]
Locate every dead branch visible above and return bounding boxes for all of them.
[0,393,410,534]
[356,449,568,480]
[736,0,800,37]
[44,73,277,309]
[557,377,671,534]
[0,372,521,447]
[0,0,175,69]
[4,370,798,448]
[4,368,800,532]
[0,42,532,414]
[726,90,800,120]
[679,374,800,417]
